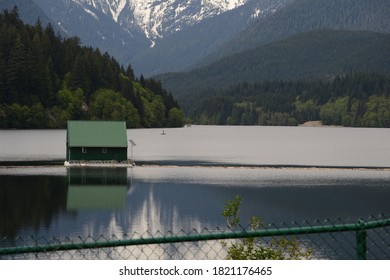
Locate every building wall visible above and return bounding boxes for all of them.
[68,147,127,161]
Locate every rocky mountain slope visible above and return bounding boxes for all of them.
[25,0,289,75]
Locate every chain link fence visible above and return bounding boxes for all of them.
[1,216,389,260]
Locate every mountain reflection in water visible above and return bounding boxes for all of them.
[1,167,390,241]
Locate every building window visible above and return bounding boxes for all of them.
[82,147,87,153]
[102,147,107,154]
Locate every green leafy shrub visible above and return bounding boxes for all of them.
[221,195,312,260]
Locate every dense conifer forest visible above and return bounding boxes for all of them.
[0,8,185,129]
[191,73,390,127]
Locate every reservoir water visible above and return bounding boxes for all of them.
[1,125,390,167]
[1,125,390,259]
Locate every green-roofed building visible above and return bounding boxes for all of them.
[66,121,128,162]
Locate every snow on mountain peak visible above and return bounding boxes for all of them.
[73,0,249,42]
[209,0,247,10]
[108,0,127,22]
[74,0,127,22]
[132,0,249,41]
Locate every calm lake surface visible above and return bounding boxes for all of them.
[1,125,390,259]
[1,125,390,166]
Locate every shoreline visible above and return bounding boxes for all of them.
[1,160,390,171]
[300,121,324,127]
[0,160,65,167]
[299,121,343,127]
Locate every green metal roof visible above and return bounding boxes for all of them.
[67,121,128,147]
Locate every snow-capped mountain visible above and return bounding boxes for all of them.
[29,0,289,74]
[131,0,292,75]
[128,0,247,41]
[66,0,248,45]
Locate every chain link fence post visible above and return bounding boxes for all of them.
[356,230,367,260]
[356,220,367,260]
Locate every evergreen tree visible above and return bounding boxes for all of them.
[0,8,183,128]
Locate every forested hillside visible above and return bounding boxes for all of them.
[202,0,390,66]
[0,8,185,129]
[159,30,390,98]
[191,73,390,127]
[157,0,390,128]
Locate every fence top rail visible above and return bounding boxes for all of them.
[1,218,389,256]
